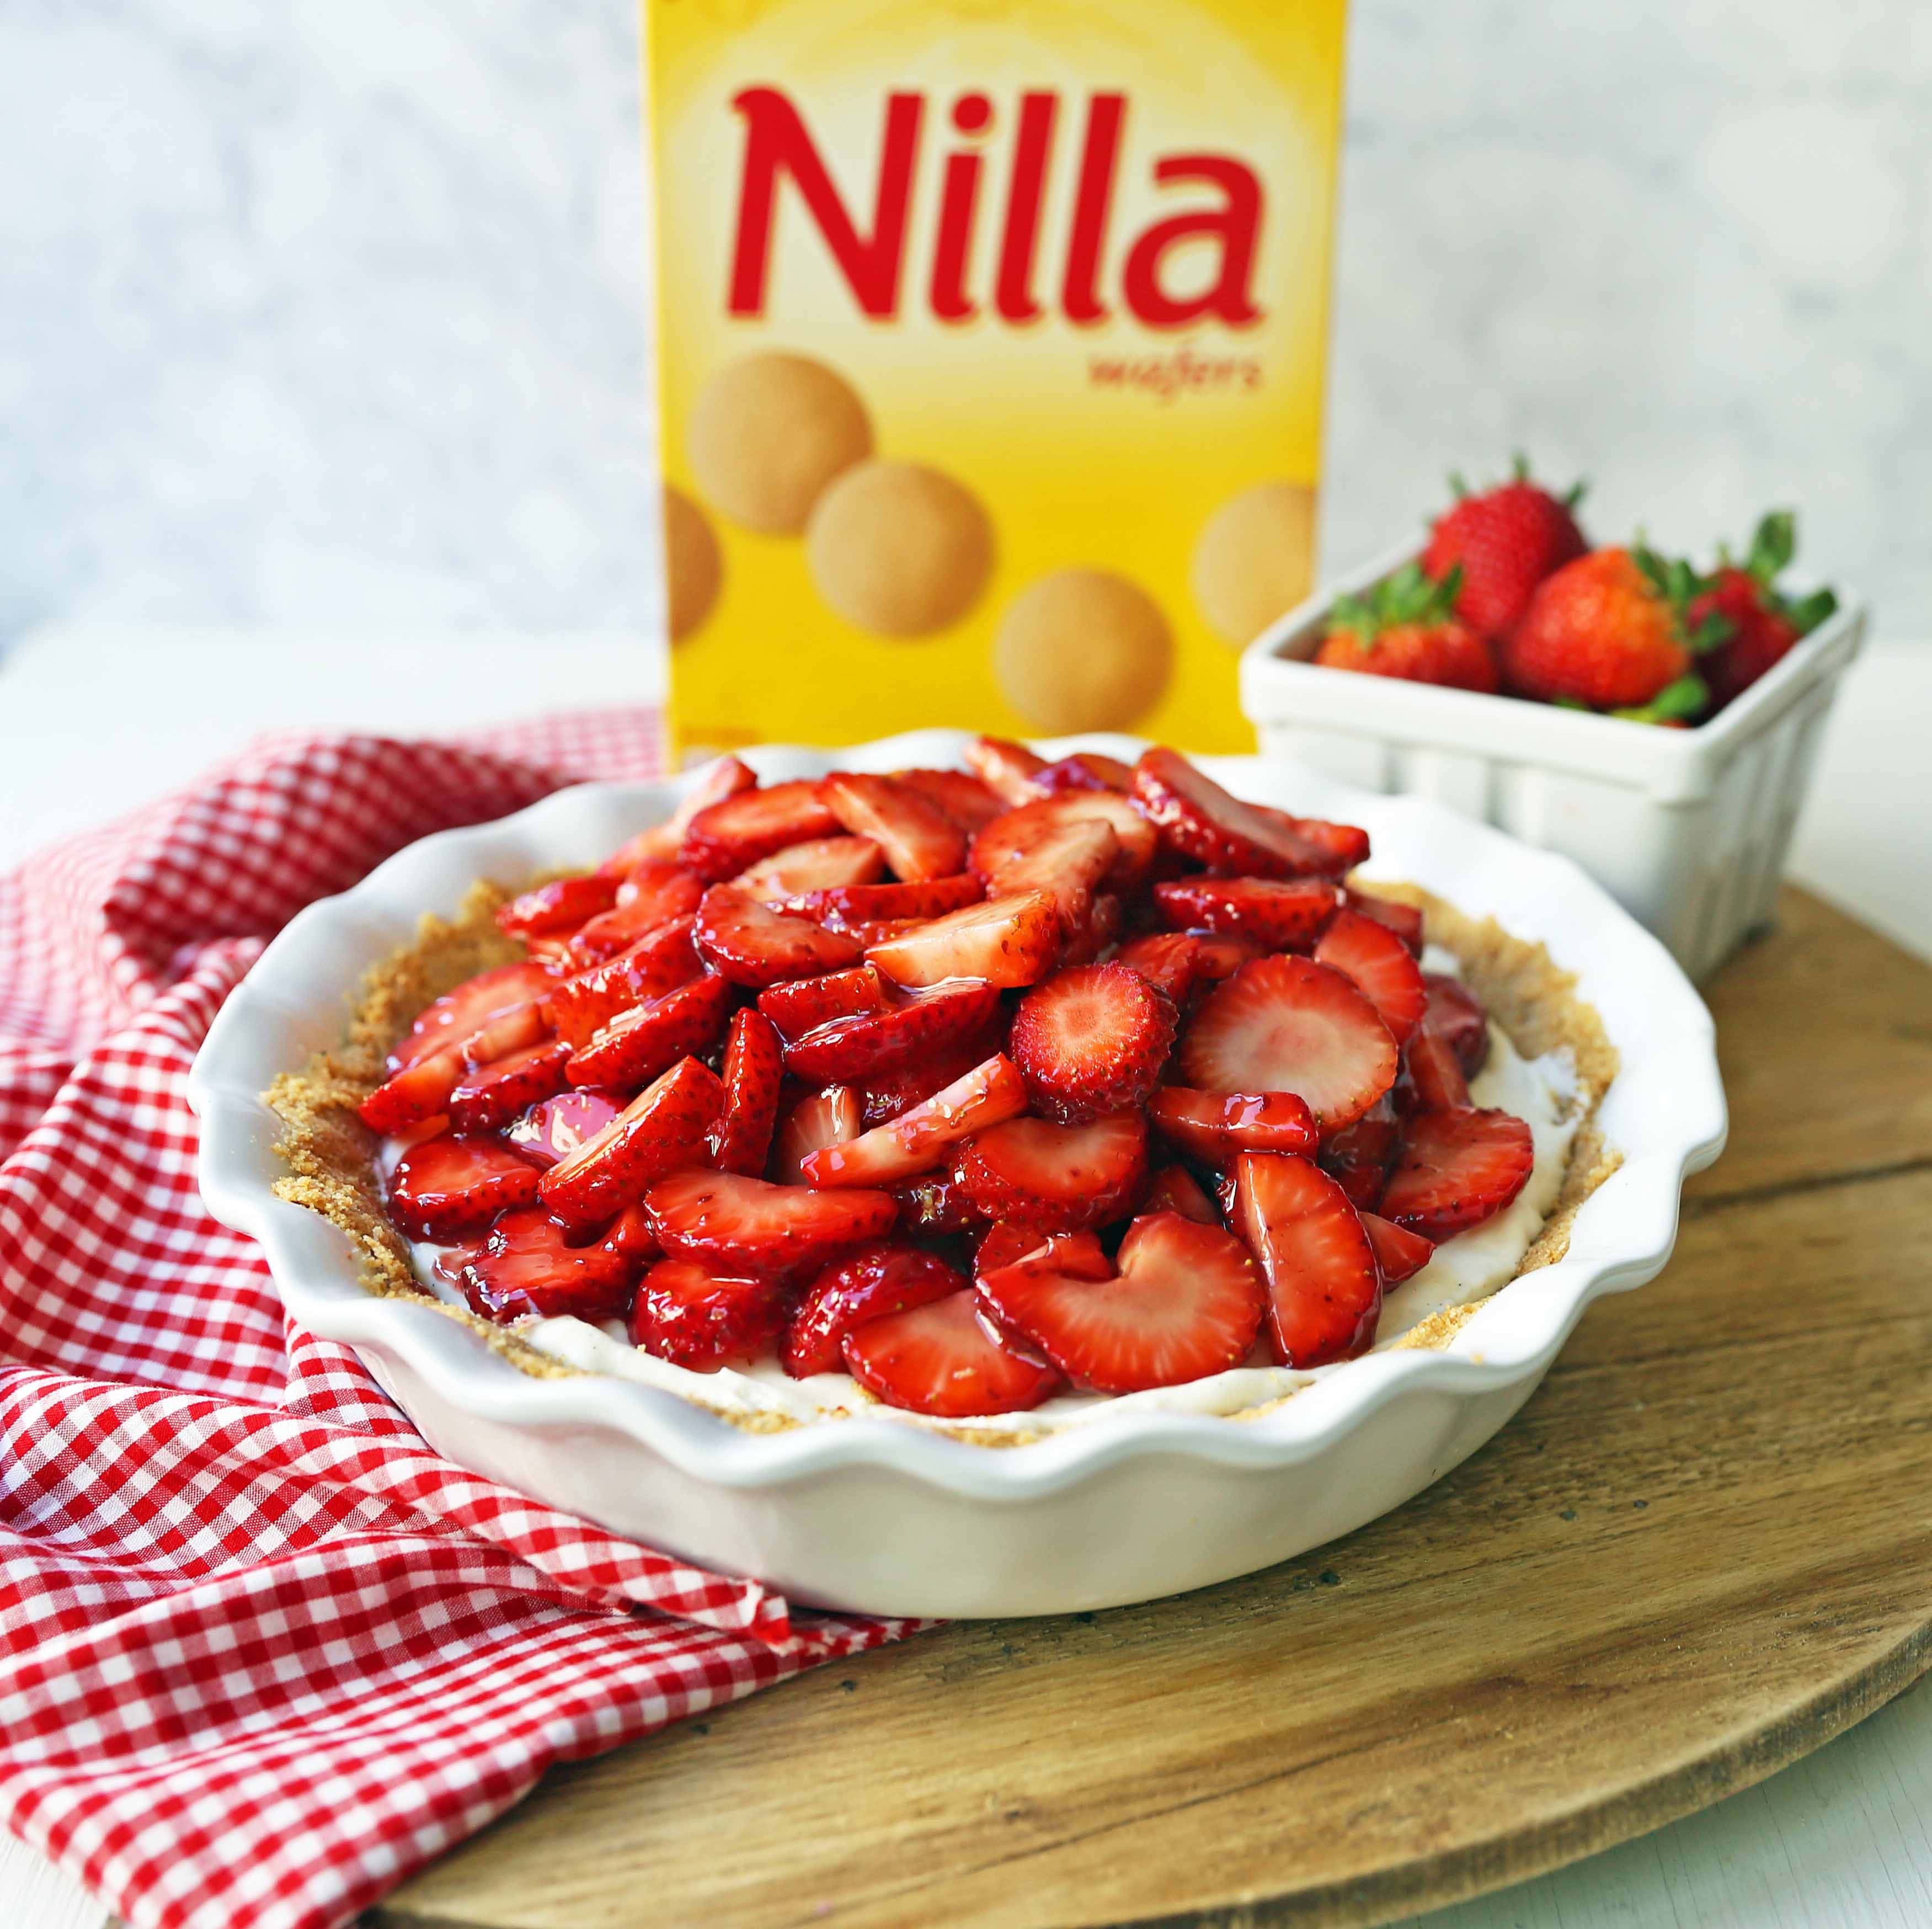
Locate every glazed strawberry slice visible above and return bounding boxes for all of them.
[505,1089,623,1169]
[864,891,1060,990]
[389,962,556,1072]
[564,861,705,964]
[565,972,733,1090]
[732,836,885,903]
[448,1038,572,1135]
[645,1167,898,1282]
[1359,1211,1434,1285]
[1313,907,1428,1044]
[978,1225,1111,1280]
[1030,751,1136,795]
[963,734,1049,806]
[600,755,757,873]
[539,1057,724,1233]
[803,1055,1027,1187]
[1144,1163,1221,1225]
[1317,1099,1400,1211]
[1153,877,1340,951]
[359,1041,471,1134]
[695,883,864,987]
[890,1171,983,1234]
[461,1207,638,1324]
[971,793,1157,894]
[1380,1109,1534,1240]
[543,916,701,1050]
[1146,1087,1319,1163]
[987,818,1117,932]
[786,873,984,929]
[1227,1152,1382,1367]
[387,1132,541,1240]
[709,1008,784,1177]
[1059,891,1124,967]
[818,771,968,883]
[1114,930,1262,1005]
[680,780,842,884]
[1179,955,1399,1133]
[495,872,622,940]
[1421,972,1491,1077]
[1132,747,1368,880]
[889,766,1006,833]
[953,1110,1148,1232]
[1405,1029,1470,1111]
[978,1211,1265,1393]
[842,1289,1064,1418]
[784,979,1002,1084]
[757,964,889,1040]
[630,1260,788,1370]
[1344,888,1424,957]
[771,1085,862,1184]
[783,1241,967,1377]
[1008,963,1177,1124]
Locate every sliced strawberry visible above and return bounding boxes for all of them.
[963,735,1049,806]
[784,979,1002,1083]
[1344,888,1424,957]
[564,862,705,963]
[1317,1099,1400,1211]
[680,780,842,884]
[1180,955,1399,1132]
[543,916,701,1050]
[516,936,575,971]
[359,1041,471,1134]
[1060,892,1124,967]
[978,1211,1264,1393]
[786,874,983,929]
[865,891,1060,990]
[389,962,556,1072]
[1314,907,1428,1044]
[818,771,968,883]
[971,793,1157,894]
[1132,747,1368,880]
[954,1110,1148,1232]
[890,766,1005,833]
[978,1226,1112,1280]
[448,1038,572,1134]
[890,1171,983,1234]
[459,999,548,1067]
[1359,1211,1434,1285]
[565,972,733,1091]
[1227,1153,1381,1367]
[803,1055,1027,1187]
[834,916,922,951]
[857,1021,1005,1125]
[1405,1028,1470,1111]
[462,1207,637,1324]
[1147,1087,1319,1163]
[630,1260,787,1370]
[771,1085,862,1184]
[694,883,863,987]
[1154,877,1339,951]
[505,1090,624,1169]
[387,1132,541,1240]
[595,1201,662,1264]
[1114,931,1207,1004]
[783,1242,966,1377]
[757,964,889,1040]
[979,817,1117,934]
[495,872,621,940]
[732,836,885,903]
[1421,972,1492,1078]
[842,1289,1063,1418]
[600,755,757,873]
[644,1167,898,1282]
[1008,963,1176,1125]
[391,1111,455,1154]
[1030,751,1136,795]
[709,1008,784,1177]
[1144,1163,1220,1225]
[538,1057,724,1233]
[1380,1109,1534,1240]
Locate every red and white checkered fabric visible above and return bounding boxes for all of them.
[0,710,915,1929]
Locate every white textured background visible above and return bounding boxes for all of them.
[1,0,1927,651]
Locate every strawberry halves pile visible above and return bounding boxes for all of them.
[359,740,1539,1419]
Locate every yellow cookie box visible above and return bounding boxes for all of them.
[643,0,1349,756]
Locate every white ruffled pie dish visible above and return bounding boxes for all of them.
[189,730,1726,1618]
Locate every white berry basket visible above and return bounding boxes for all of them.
[189,731,1726,1619]
[1240,542,1869,981]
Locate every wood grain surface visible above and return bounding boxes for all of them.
[377,888,1932,1929]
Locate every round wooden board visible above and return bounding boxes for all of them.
[378,889,1932,1929]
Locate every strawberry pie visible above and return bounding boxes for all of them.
[269,740,1616,1441]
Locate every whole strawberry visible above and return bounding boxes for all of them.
[1503,546,1712,712]
[1690,511,1837,708]
[1315,562,1499,694]
[1422,457,1588,638]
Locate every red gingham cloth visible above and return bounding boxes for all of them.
[0,711,915,1929]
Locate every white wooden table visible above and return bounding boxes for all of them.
[3,627,1928,1929]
